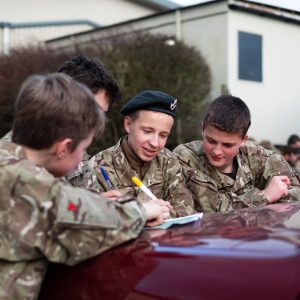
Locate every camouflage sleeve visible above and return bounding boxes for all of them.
[295,160,300,175]
[27,182,147,266]
[184,168,269,213]
[183,152,300,214]
[173,146,219,213]
[67,169,104,192]
[173,144,199,170]
[65,151,105,192]
[262,153,300,202]
[89,153,115,192]
[163,158,196,217]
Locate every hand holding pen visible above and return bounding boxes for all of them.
[100,166,122,200]
[132,176,172,219]
[100,166,113,189]
[132,176,157,200]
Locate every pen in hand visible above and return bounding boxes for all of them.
[100,166,113,189]
[132,176,157,200]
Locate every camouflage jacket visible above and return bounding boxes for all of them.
[174,141,300,214]
[1,130,89,185]
[65,151,91,184]
[0,140,147,300]
[88,137,196,218]
[295,160,300,174]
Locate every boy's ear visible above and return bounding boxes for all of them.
[55,138,73,159]
[124,116,131,134]
[241,134,248,147]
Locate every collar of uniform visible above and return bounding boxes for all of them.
[188,141,253,190]
[184,140,207,170]
[121,136,151,178]
[233,148,253,187]
[110,136,165,189]
[0,140,27,160]
[109,137,142,188]
[211,148,253,190]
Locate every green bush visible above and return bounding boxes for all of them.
[0,46,70,137]
[0,33,211,155]
[77,33,211,154]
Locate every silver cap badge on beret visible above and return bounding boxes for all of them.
[170,99,177,110]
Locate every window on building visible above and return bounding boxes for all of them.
[238,31,262,82]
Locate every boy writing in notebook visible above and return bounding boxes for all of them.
[86,90,195,218]
[174,95,300,213]
[0,73,166,299]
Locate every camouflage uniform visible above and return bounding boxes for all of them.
[1,130,90,186]
[174,141,300,214]
[0,140,147,300]
[87,137,195,218]
[65,151,91,185]
[295,160,300,174]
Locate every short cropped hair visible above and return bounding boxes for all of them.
[202,95,251,137]
[57,54,122,104]
[281,146,292,156]
[287,134,300,146]
[127,110,140,122]
[12,73,105,151]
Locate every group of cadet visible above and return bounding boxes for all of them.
[1,54,300,299]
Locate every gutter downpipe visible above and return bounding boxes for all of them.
[3,23,10,55]
[175,9,182,41]
[175,9,182,143]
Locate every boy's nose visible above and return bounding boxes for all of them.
[212,144,222,155]
[149,135,159,148]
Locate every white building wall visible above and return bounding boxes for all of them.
[9,25,93,48]
[0,0,157,50]
[228,10,300,144]
[180,3,228,99]
[48,2,229,100]
[0,0,155,25]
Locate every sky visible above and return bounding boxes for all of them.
[171,0,300,12]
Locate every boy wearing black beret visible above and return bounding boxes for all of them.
[88,90,196,218]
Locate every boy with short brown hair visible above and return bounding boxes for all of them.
[0,73,164,299]
[174,95,300,213]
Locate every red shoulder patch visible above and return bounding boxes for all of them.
[68,201,77,211]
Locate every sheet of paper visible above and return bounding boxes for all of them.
[145,213,203,230]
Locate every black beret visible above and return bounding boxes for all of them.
[120,90,177,118]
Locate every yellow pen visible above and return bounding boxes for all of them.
[132,176,157,200]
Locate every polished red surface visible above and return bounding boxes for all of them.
[39,202,300,300]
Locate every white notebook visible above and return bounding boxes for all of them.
[145,213,203,230]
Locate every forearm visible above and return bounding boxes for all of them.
[168,195,196,217]
[283,180,300,201]
[49,200,146,265]
[229,188,269,209]
[40,186,146,265]
[67,169,105,193]
[193,184,268,213]
[165,171,196,217]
